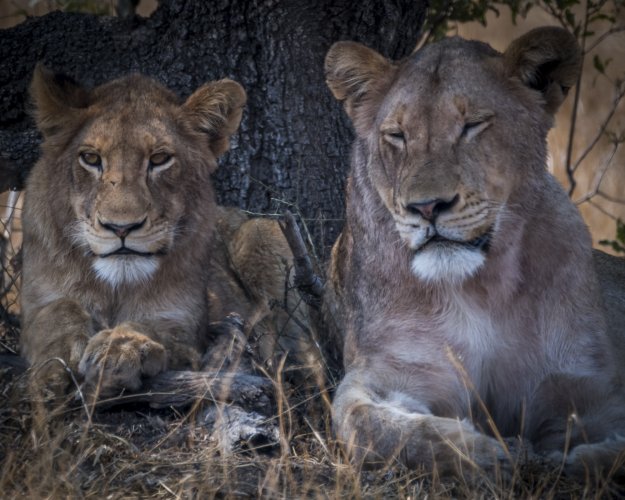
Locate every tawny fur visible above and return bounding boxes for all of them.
[21,67,312,399]
[324,27,625,479]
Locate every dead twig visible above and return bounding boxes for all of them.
[278,211,324,308]
[571,86,625,176]
[586,26,625,54]
[94,371,274,413]
[564,0,589,196]
[574,141,619,205]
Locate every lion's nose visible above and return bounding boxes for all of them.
[99,218,146,239]
[405,195,459,221]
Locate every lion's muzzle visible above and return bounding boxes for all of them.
[393,194,494,284]
[98,217,147,239]
[403,194,460,222]
[78,214,175,286]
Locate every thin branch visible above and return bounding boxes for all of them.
[565,0,590,196]
[574,141,618,204]
[572,89,625,174]
[94,371,274,411]
[586,26,625,53]
[278,211,324,307]
[587,198,620,220]
[538,1,570,29]
[270,198,324,265]
[597,190,625,205]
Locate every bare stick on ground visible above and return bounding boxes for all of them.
[94,371,274,412]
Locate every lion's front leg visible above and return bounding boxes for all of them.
[21,299,94,397]
[333,372,513,479]
[78,322,168,399]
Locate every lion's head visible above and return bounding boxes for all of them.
[28,66,246,287]
[325,27,581,283]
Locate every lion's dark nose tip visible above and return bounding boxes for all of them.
[405,195,459,221]
[99,219,146,239]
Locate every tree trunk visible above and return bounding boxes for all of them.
[0,0,426,255]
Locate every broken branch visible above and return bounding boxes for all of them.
[279,211,324,307]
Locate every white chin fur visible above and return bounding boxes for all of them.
[411,245,485,284]
[92,257,159,287]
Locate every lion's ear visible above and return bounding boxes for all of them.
[503,27,581,115]
[30,63,90,137]
[325,41,397,135]
[183,79,247,157]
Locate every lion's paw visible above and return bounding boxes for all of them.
[78,325,167,399]
[30,360,78,403]
[548,436,625,481]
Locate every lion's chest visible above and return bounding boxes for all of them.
[75,281,202,333]
[372,292,539,426]
[438,300,534,417]
[438,294,500,361]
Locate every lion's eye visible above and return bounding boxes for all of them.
[383,130,406,147]
[463,122,482,133]
[79,152,102,171]
[150,152,171,166]
[461,114,493,141]
[149,152,174,173]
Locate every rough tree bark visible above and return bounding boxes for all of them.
[0,0,426,254]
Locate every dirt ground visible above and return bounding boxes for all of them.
[1,320,624,499]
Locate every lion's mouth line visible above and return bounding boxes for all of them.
[96,246,167,258]
[422,230,492,252]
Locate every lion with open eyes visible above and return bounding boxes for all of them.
[324,27,625,479]
[20,66,311,399]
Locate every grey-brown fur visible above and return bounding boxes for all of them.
[324,27,625,478]
[21,68,313,400]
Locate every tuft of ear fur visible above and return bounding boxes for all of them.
[30,63,91,138]
[504,27,581,115]
[183,79,247,157]
[324,41,396,135]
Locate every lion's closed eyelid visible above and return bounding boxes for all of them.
[380,125,406,147]
[461,111,494,141]
[149,151,173,166]
[464,110,495,124]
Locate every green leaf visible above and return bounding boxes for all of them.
[589,13,616,23]
[593,54,605,73]
[599,220,625,254]
[599,240,625,253]
[616,219,625,244]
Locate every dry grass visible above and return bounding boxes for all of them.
[1,353,624,499]
[0,199,623,499]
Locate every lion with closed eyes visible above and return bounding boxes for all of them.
[20,66,312,400]
[324,27,625,479]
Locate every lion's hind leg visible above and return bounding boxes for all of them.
[227,217,318,376]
